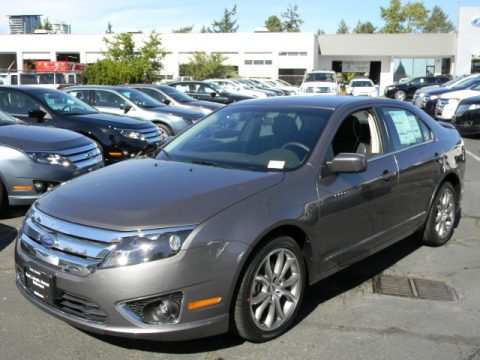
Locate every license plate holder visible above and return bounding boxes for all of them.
[24,266,55,304]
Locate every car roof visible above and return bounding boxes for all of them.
[0,85,60,93]
[65,85,134,91]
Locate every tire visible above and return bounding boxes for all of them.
[155,123,173,137]
[233,236,306,342]
[421,182,457,246]
[0,179,7,213]
[394,90,406,101]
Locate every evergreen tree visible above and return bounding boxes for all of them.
[281,4,303,32]
[336,19,349,34]
[211,5,239,33]
[265,15,283,32]
[423,6,454,33]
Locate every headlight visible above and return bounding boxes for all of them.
[469,104,480,110]
[448,98,460,106]
[119,129,145,140]
[28,153,70,166]
[428,95,438,101]
[100,226,195,269]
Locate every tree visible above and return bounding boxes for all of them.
[336,19,349,34]
[200,25,211,33]
[353,21,376,34]
[180,52,236,80]
[106,21,113,34]
[211,5,239,33]
[265,15,283,32]
[423,5,454,33]
[36,17,53,31]
[380,0,406,33]
[316,28,326,35]
[403,2,429,32]
[82,32,166,85]
[173,25,194,33]
[281,4,303,32]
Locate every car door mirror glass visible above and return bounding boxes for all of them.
[28,109,47,122]
[120,103,132,113]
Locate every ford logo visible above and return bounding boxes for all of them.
[39,233,55,248]
[472,16,480,28]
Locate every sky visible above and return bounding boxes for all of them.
[0,0,479,34]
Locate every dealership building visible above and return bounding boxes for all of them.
[0,6,478,91]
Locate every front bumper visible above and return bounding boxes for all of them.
[15,234,246,341]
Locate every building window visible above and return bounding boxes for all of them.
[279,52,308,56]
[253,60,264,65]
[278,68,306,86]
[245,59,272,65]
[393,58,435,82]
[472,58,480,74]
[265,60,273,65]
[245,60,253,65]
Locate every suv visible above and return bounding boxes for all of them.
[168,81,254,104]
[0,86,162,164]
[299,70,339,96]
[384,76,450,101]
[0,109,102,209]
[65,86,203,136]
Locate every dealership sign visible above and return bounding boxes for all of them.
[342,61,370,73]
[472,16,480,28]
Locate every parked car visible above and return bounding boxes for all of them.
[168,81,254,104]
[452,95,480,136]
[417,75,480,116]
[238,79,285,96]
[16,96,464,342]
[0,86,162,164]
[247,78,289,96]
[435,82,480,121]
[129,84,224,115]
[205,79,271,98]
[299,70,339,95]
[346,78,377,97]
[384,76,450,101]
[254,78,298,95]
[0,109,102,209]
[65,86,203,136]
[413,75,470,109]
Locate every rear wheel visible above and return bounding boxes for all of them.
[421,182,457,246]
[233,236,305,342]
[394,90,406,101]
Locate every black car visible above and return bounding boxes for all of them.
[168,81,254,104]
[384,76,450,101]
[419,75,480,116]
[129,84,224,115]
[0,86,162,163]
[452,95,480,136]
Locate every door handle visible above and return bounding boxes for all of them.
[381,170,396,182]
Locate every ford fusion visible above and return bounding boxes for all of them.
[15,97,465,342]
[0,109,102,209]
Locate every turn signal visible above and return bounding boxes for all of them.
[187,297,222,310]
[12,185,32,191]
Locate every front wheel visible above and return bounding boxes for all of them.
[233,236,305,342]
[155,123,173,137]
[421,182,457,246]
[394,90,406,101]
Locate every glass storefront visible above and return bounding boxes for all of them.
[393,58,436,82]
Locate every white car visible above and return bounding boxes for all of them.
[435,84,480,120]
[300,70,339,96]
[346,79,377,97]
[205,79,269,98]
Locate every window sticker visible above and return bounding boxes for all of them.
[388,110,422,146]
[268,160,285,169]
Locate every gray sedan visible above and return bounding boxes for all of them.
[15,96,464,342]
[0,110,102,208]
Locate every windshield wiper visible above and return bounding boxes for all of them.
[190,160,220,168]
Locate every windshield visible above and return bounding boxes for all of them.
[160,86,195,102]
[160,105,332,172]
[452,75,480,89]
[443,75,468,87]
[119,89,164,108]
[304,72,336,83]
[207,82,226,93]
[0,110,19,125]
[351,80,374,87]
[40,91,98,115]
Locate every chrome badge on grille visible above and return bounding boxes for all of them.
[39,233,56,248]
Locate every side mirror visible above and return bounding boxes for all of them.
[162,99,171,105]
[210,92,217,98]
[28,109,47,123]
[327,153,367,173]
[120,103,132,113]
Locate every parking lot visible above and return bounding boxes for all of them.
[0,137,479,360]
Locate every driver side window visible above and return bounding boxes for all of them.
[331,109,383,159]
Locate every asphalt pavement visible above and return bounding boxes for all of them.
[1,137,480,360]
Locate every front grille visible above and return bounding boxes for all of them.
[60,143,102,170]
[57,292,107,323]
[139,127,162,144]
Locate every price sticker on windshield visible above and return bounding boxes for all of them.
[268,160,285,169]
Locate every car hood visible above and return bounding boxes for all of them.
[221,92,254,101]
[440,89,478,100]
[69,112,154,129]
[417,85,440,94]
[186,100,224,111]
[0,124,91,152]
[36,159,284,231]
[148,106,204,119]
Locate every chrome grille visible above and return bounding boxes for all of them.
[139,127,162,144]
[59,143,102,169]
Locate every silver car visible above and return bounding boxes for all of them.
[65,86,203,136]
[0,110,102,208]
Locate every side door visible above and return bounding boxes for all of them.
[408,77,426,97]
[0,89,54,126]
[171,83,197,100]
[91,90,127,116]
[376,106,441,232]
[65,89,92,106]
[315,107,400,271]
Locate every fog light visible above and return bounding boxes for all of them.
[144,300,180,323]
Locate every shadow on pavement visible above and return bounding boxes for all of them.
[88,234,422,353]
[0,223,18,252]
[0,206,29,220]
